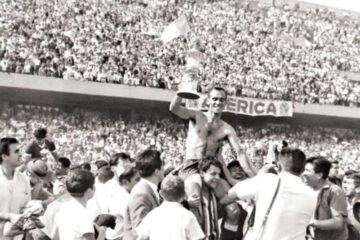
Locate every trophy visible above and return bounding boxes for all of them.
[176,47,203,100]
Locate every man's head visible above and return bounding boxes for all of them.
[0,137,21,168]
[97,166,114,184]
[66,169,95,200]
[207,87,227,115]
[342,172,360,198]
[199,156,222,189]
[56,157,71,176]
[227,160,243,180]
[159,175,185,202]
[278,147,306,176]
[136,149,164,183]
[27,159,53,186]
[302,157,331,189]
[119,166,140,193]
[110,152,133,176]
[224,202,241,222]
[329,160,340,178]
[34,128,47,144]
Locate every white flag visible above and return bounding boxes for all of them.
[161,15,190,43]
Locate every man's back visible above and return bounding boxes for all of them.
[231,173,317,240]
[136,201,204,240]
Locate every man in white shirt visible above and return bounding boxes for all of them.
[137,175,204,240]
[55,169,96,240]
[0,138,31,240]
[105,166,140,240]
[221,148,317,240]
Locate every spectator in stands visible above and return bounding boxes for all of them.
[124,149,164,240]
[0,137,31,239]
[136,175,205,240]
[1,0,360,106]
[303,157,348,240]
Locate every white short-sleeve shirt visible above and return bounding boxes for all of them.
[55,198,94,240]
[104,178,130,240]
[0,168,31,240]
[137,201,205,240]
[229,172,317,240]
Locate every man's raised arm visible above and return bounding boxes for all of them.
[169,95,196,120]
[226,127,258,177]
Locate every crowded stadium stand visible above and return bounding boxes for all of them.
[1,1,360,240]
[1,0,360,106]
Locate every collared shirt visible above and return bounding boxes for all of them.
[0,167,31,240]
[137,201,205,240]
[55,198,94,240]
[87,181,109,220]
[229,172,317,240]
[314,181,348,240]
[104,177,130,240]
[142,178,160,201]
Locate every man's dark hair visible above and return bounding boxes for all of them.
[66,169,95,197]
[160,175,185,202]
[58,157,71,169]
[279,148,306,175]
[227,160,240,170]
[95,160,109,170]
[331,160,339,165]
[70,164,82,171]
[135,150,162,178]
[344,170,359,177]
[306,157,331,180]
[80,162,91,171]
[97,166,114,184]
[0,138,19,164]
[199,156,222,173]
[345,173,360,188]
[109,152,131,166]
[208,86,228,100]
[34,128,47,140]
[119,166,138,184]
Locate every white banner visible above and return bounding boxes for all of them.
[185,95,293,117]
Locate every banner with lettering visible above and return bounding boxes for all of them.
[185,95,293,117]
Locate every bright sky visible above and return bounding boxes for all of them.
[302,0,360,13]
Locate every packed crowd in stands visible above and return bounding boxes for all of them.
[1,104,359,172]
[1,0,360,106]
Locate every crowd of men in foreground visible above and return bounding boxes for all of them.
[0,127,359,240]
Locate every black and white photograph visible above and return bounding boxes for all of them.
[0,0,360,239]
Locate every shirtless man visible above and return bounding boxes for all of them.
[169,87,257,181]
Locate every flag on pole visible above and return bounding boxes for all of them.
[161,15,190,43]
